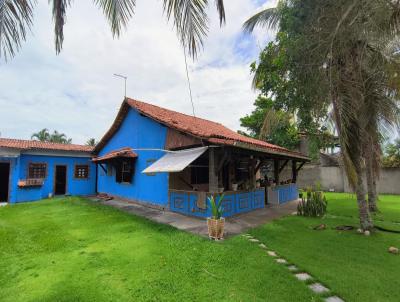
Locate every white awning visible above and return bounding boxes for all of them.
[142,146,208,173]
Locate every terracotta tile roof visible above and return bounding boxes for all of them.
[0,138,93,153]
[92,147,138,162]
[95,98,308,160]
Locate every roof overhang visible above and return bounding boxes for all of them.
[93,147,138,163]
[142,146,208,173]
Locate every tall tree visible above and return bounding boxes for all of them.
[0,0,225,61]
[86,138,97,146]
[49,130,72,144]
[31,128,50,142]
[244,0,400,230]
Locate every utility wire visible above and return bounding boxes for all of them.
[183,45,196,117]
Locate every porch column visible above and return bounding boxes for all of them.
[209,147,218,193]
[274,159,280,184]
[292,160,297,183]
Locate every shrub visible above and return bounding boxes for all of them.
[297,188,327,217]
[208,194,225,219]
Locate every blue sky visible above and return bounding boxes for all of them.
[0,0,277,144]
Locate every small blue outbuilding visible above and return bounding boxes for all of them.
[0,139,96,203]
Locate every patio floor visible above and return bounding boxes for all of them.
[98,198,299,238]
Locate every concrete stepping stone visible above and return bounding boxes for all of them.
[275,258,287,264]
[267,251,277,257]
[288,265,298,271]
[309,283,329,294]
[259,243,267,249]
[249,238,259,242]
[325,297,345,302]
[295,273,312,281]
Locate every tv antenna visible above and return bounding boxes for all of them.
[114,73,127,98]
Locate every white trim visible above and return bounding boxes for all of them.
[0,148,20,158]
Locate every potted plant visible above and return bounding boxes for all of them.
[207,194,225,240]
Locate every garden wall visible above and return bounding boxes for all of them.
[297,164,400,194]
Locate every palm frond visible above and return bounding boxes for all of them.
[214,0,225,26]
[243,7,280,33]
[49,0,71,54]
[93,0,136,37]
[163,0,209,58]
[0,0,35,60]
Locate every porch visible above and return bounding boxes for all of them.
[99,197,299,237]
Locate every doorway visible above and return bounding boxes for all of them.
[0,163,10,202]
[54,165,67,195]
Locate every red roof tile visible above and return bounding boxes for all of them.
[0,138,93,153]
[95,98,308,160]
[93,147,138,162]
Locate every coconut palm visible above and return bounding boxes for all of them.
[0,0,225,61]
[86,138,97,146]
[31,128,50,141]
[49,130,72,144]
[244,0,400,230]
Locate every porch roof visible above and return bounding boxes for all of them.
[92,147,138,163]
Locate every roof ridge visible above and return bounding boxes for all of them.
[126,98,227,127]
[0,137,89,148]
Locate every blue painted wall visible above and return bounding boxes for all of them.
[1,154,96,203]
[169,188,265,218]
[97,108,169,207]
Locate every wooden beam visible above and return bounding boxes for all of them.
[292,160,297,183]
[209,148,218,193]
[296,161,306,172]
[217,148,229,172]
[278,159,289,174]
[274,159,280,184]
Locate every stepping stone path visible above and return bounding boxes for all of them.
[295,273,312,281]
[325,297,345,302]
[309,283,329,294]
[276,258,287,264]
[246,234,346,302]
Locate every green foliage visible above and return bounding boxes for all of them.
[208,194,224,219]
[382,139,400,167]
[31,129,72,144]
[240,96,300,150]
[297,188,327,217]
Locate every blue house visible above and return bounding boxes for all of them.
[92,98,309,218]
[0,139,96,203]
[0,98,308,218]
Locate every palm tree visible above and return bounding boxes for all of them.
[49,130,72,144]
[244,0,400,230]
[86,138,97,146]
[0,0,225,61]
[31,128,50,141]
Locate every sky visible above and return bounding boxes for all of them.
[0,0,277,145]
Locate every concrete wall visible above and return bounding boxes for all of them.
[297,164,400,194]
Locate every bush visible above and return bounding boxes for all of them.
[297,188,327,217]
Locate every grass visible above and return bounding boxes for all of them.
[0,197,317,302]
[250,192,400,302]
[0,193,399,301]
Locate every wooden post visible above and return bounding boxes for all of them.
[274,159,280,184]
[292,160,297,183]
[209,147,218,193]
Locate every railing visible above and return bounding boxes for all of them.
[169,188,265,218]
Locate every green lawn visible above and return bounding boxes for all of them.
[0,194,399,302]
[251,192,400,302]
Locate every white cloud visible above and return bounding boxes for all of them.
[0,0,277,144]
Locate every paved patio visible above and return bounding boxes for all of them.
[98,198,299,237]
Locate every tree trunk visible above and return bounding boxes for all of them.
[355,166,374,231]
[364,143,379,212]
